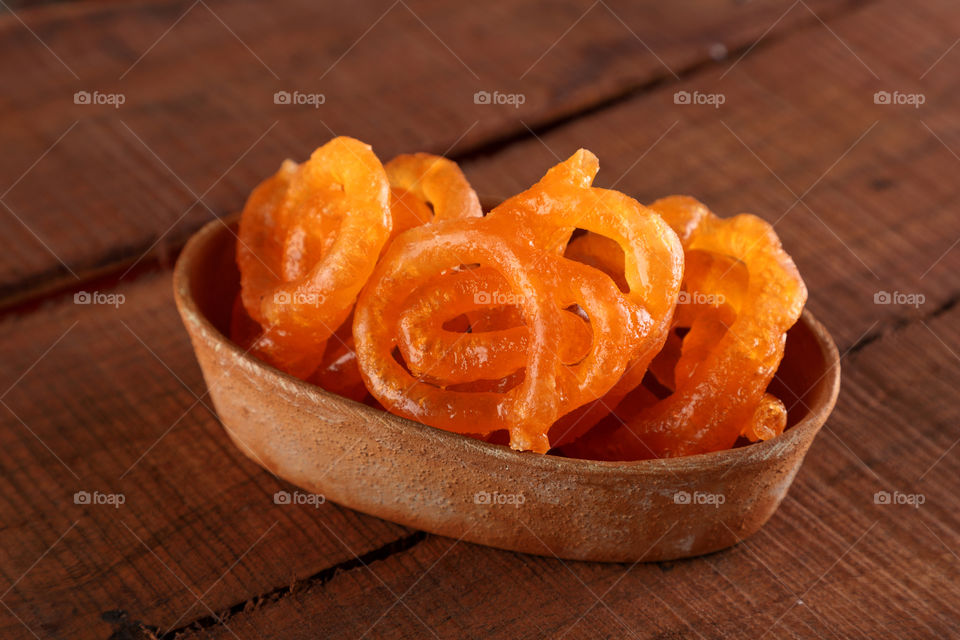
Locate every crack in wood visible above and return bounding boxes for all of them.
[147,530,428,639]
[102,609,161,640]
[0,0,875,315]
[846,291,960,357]
[431,1,877,164]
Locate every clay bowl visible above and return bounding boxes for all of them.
[174,215,840,563]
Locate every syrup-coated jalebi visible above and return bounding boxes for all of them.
[385,152,483,235]
[397,267,594,384]
[484,151,684,446]
[563,196,806,459]
[371,151,682,450]
[236,141,480,384]
[237,137,392,377]
[233,138,806,460]
[353,219,565,453]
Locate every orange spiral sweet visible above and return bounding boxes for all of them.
[233,139,805,460]
[564,196,806,459]
[237,137,392,377]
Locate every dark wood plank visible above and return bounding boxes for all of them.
[1,0,958,638]
[175,292,960,640]
[0,0,861,305]
[163,0,960,636]
[0,270,413,639]
[459,0,960,351]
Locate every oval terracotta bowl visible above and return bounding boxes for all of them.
[173,215,840,563]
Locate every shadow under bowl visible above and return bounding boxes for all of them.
[173,215,840,563]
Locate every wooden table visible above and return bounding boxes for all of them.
[1,1,958,637]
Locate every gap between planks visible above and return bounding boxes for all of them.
[83,265,958,639]
[147,291,960,638]
[117,531,429,640]
[0,0,879,315]
[1,2,902,635]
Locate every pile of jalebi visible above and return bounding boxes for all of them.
[233,137,807,459]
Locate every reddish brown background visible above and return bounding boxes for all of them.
[0,0,958,638]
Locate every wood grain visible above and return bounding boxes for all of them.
[171,0,959,635]
[459,0,960,351]
[0,0,958,638]
[0,0,861,306]
[175,288,960,640]
[0,271,413,639]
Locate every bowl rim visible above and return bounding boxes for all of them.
[174,214,841,478]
